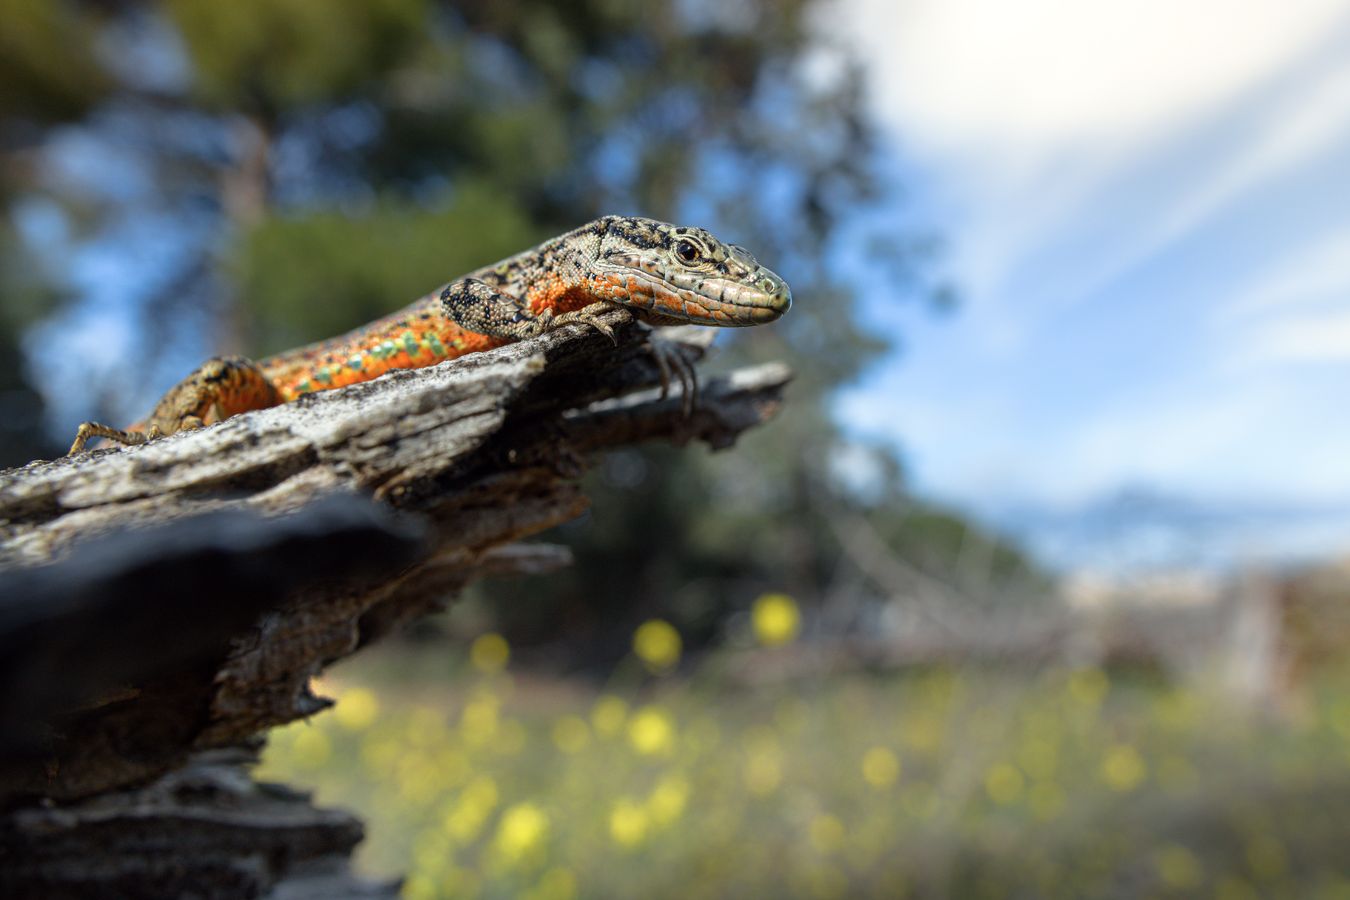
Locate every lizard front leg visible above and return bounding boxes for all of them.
[440,279,625,344]
[68,356,281,455]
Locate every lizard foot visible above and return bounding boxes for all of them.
[646,335,699,417]
[67,355,277,455]
[68,422,162,456]
[546,301,627,345]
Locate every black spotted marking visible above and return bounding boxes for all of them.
[607,219,669,251]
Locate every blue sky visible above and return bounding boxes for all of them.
[834,0,1350,568]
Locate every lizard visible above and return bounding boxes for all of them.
[67,215,792,455]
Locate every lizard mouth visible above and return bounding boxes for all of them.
[621,266,792,326]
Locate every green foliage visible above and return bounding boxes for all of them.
[163,0,429,111]
[233,181,544,354]
[0,225,65,464]
[0,0,109,126]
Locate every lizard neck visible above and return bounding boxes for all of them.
[488,219,613,317]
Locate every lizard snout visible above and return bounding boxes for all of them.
[754,267,792,317]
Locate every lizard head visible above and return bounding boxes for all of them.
[592,217,792,326]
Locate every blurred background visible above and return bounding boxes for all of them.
[4,0,1350,896]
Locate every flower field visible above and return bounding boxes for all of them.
[260,600,1350,898]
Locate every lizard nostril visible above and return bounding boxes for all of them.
[755,272,790,308]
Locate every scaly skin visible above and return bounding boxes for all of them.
[68,216,792,454]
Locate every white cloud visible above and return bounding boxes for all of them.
[838,0,1350,326]
[1215,229,1350,367]
[1221,228,1350,319]
[1255,311,1350,363]
[1082,58,1350,298]
[840,0,1350,165]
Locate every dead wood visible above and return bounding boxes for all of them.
[0,313,789,897]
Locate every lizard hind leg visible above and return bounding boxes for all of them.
[67,422,155,456]
[143,355,279,435]
[67,356,280,456]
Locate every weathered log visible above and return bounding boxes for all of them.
[0,314,789,897]
[0,746,396,900]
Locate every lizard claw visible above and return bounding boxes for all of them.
[583,315,619,345]
[548,302,624,345]
[646,335,699,417]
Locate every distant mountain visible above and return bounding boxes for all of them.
[972,486,1350,575]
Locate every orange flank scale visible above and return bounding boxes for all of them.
[260,280,604,402]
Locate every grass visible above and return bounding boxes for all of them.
[258,613,1350,899]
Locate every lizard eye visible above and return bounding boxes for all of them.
[675,240,701,264]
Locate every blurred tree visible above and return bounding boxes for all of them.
[0,0,111,464]
[0,0,1034,663]
[0,229,66,464]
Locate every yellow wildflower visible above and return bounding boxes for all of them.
[609,798,649,847]
[470,632,510,674]
[493,802,549,865]
[1100,744,1146,792]
[633,619,682,673]
[752,593,801,646]
[443,775,498,843]
[647,774,689,826]
[745,746,783,795]
[627,705,676,757]
[984,763,1025,805]
[333,686,379,731]
[861,747,900,789]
